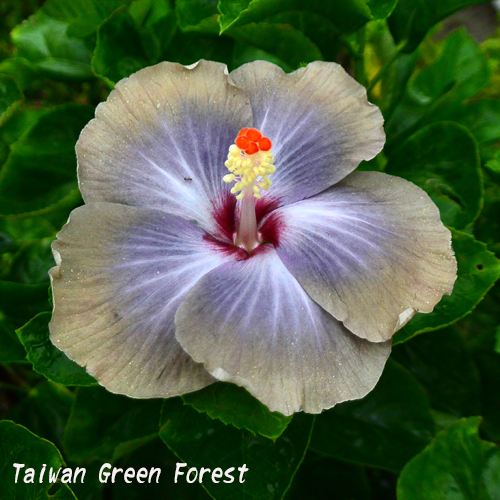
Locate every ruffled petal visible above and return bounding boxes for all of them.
[77,60,252,234]
[174,248,391,416]
[49,203,237,398]
[271,171,457,342]
[229,61,385,205]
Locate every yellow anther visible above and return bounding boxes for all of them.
[223,140,275,199]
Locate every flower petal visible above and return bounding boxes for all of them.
[271,171,457,342]
[77,60,252,234]
[49,203,236,398]
[174,248,391,416]
[229,61,385,204]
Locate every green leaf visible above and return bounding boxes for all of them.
[177,0,219,33]
[394,230,500,344]
[93,0,177,83]
[163,31,235,67]
[128,0,177,61]
[367,0,399,19]
[411,29,490,106]
[41,0,132,38]
[0,314,27,364]
[0,74,23,124]
[11,10,93,81]
[217,0,374,35]
[0,215,59,285]
[0,280,51,364]
[5,381,74,450]
[393,326,481,417]
[63,386,162,462]
[178,0,341,65]
[0,420,77,499]
[286,454,372,500]
[263,11,341,62]
[0,58,38,92]
[457,286,500,442]
[486,151,500,173]
[310,359,436,473]
[182,382,292,440]
[233,41,294,72]
[160,397,313,500]
[228,22,323,69]
[92,8,151,84]
[0,104,93,216]
[454,100,500,160]
[177,1,323,69]
[16,312,97,386]
[111,438,209,499]
[386,122,482,230]
[386,30,490,148]
[397,417,500,500]
[388,0,489,53]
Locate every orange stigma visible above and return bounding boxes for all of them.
[235,128,272,155]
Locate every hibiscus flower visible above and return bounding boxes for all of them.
[49,60,457,416]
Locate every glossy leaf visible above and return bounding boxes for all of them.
[228,22,323,69]
[457,286,500,442]
[160,397,313,500]
[454,100,500,158]
[397,417,500,500]
[412,30,490,104]
[0,58,38,92]
[286,454,372,500]
[92,4,177,84]
[41,0,132,38]
[218,0,397,35]
[394,230,500,344]
[388,0,489,53]
[310,359,436,473]
[5,380,73,450]
[63,386,162,462]
[0,420,77,499]
[163,31,235,66]
[0,74,23,123]
[92,8,151,84]
[111,438,210,499]
[182,382,292,440]
[393,326,481,417]
[0,215,59,285]
[386,30,490,147]
[486,153,500,173]
[16,312,97,386]
[129,0,177,61]
[176,1,323,69]
[0,316,27,364]
[177,0,219,33]
[0,280,51,363]
[263,11,341,62]
[11,10,93,80]
[0,104,93,216]
[386,122,482,230]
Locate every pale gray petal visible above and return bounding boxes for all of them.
[49,203,237,397]
[175,248,391,416]
[273,171,458,342]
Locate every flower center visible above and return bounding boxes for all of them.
[223,128,276,253]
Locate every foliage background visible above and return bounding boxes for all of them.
[1,0,500,499]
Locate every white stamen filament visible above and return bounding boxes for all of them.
[234,187,260,252]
